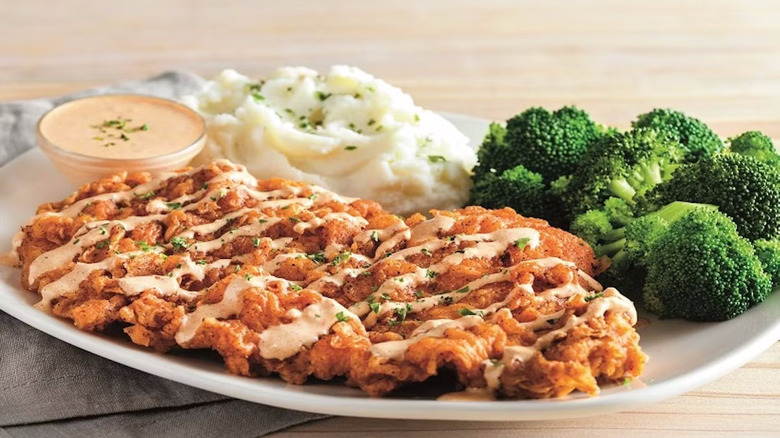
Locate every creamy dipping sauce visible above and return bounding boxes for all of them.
[36,95,206,185]
[39,95,204,159]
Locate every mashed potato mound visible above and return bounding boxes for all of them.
[184,66,476,216]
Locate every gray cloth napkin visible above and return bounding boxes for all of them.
[0,72,327,437]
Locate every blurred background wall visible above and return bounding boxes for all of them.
[2,0,779,135]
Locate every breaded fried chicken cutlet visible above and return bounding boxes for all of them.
[8,159,646,399]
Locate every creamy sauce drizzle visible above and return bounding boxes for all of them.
[13,159,639,393]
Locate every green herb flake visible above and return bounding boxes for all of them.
[315,91,332,101]
[252,237,261,248]
[95,241,108,249]
[370,231,379,242]
[456,285,470,294]
[137,191,156,200]
[345,145,358,151]
[170,236,190,252]
[335,311,349,323]
[195,260,208,265]
[584,292,605,302]
[290,284,303,292]
[136,240,151,252]
[166,202,182,210]
[425,270,438,279]
[369,301,381,314]
[428,155,446,163]
[289,217,302,223]
[514,237,531,250]
[332,251,352,266]
[307,252,327,264]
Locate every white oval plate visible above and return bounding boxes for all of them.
[0,114,778,421]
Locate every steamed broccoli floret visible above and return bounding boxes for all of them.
[729,131,780,170]
[570,209,613,247]
[643,154,780,241]
[632,108,724,162]
[581,201,709,263]
[643,208,772,321]
[753,238,780,288]
[472,123,508,180]
[469,164,550,219]
[560,128,684,215]
[476,106,604,181]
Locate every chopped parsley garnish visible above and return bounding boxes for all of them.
[456,285,470,294]
[258,219,268,224]
[428,155,446,163]
[315,91,332,101]
[425,270,438,279]
[170,236,190,252]
[245,274,252,281]
[137,191,156,200]
[134,240,150,251]
[119,133,130,142]
[414,290,424,298]
[344,145,358,151]
[514,237,531,250]
[458,308,483,317]
[367,119,376,126]
[375,125,383,132]
[547,318,558,325]
[332,251,352,266]
[394,303,412,322]
[252,237,261,248]
[414,114,420,122]
[584,292,605,302]
[369,301,381,314]
[335,311,349,323]
[201,182,209,190]
[420,248,431,255]
[95,241,108,249]
[166,202,182,210]
[622,377,632,386]
[290,284,303,292]
[99,225,107,235]
[288,217,302,223]
[195,260,208,265]
[370,230,379,242]
[307,252,327,264]
[308,193,318,201]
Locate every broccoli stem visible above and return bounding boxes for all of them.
[608,178,637,205]
[596,238,626,257]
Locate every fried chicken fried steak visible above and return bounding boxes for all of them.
[10,159,646,399]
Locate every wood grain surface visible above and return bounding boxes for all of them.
[1,0,778,436]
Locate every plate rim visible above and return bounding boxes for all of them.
[1,113,779,421]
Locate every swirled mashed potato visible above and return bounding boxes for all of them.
[184,66,476,215]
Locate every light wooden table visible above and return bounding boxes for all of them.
[2,0,778,436]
